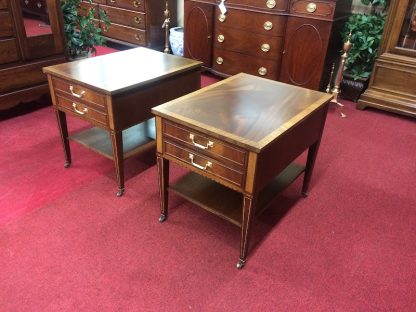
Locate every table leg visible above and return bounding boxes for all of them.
[237,194,257,269]
[302,141,320,197]
[157,155,169,222]
[110,130,124,197]
[55,109,71,168]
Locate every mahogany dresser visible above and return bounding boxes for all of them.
[184,0,352,90]
[152,73,332,268]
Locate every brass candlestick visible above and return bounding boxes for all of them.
[162,1,171,53]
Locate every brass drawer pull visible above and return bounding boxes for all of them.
[216,57,223,65]
[217,34,225,43]
[24,0,28,5]
[258,67,267,76]
[218,14,226,22]
[261,43,270,52]
[189,153,212,170]
[103,25,109,32]
[69,86,85,98]
[37,2,42,8]
[306,2,317,13]
[189,133,214,150]
[72,103,88,115]
[134,16,142,24]
[266,0,276,9]
[135,34,142,41]
[110,0,116,3]
[263,21,273,31]
[133,0,141,7]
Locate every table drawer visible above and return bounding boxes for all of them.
[52,78,106,109]
[163,121,247,167]
[290,1,335,19]
[165,141,245,188]
[102,22,146,45]
[101,4,146,29]
[106,0,144,12]
[56,95,108,126]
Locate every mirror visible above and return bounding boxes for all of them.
[20,0,52,37]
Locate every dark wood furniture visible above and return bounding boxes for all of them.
[0,0,65,110]
[43,47,202,196]
[152,73,332,268]
[357,0,416,118]
[83,0,177,50]
[20,0,49,22]
[184,0,352,90]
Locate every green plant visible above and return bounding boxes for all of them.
[342,0,389,80]
[61,0,110,58]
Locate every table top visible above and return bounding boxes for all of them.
[152,73,333,152]
[43,48,202,95]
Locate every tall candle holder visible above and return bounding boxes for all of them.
[162,1,171,54]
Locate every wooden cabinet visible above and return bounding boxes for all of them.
[184,0,352,90]
[358,0,416,118]
[0,0,65,110]
[87,0,177,50]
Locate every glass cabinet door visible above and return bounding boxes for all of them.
[397,0,416,50]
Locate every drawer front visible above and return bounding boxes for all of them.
[165,141,245,188]
[290,1,335,19]
[106,0,144,12]
[214,26,283,60]
[213,48,279,80]
[0,0,8,9]
[163,121,247,167]
[52,78,106,109]
[0,39,19,64]
[226,0,289,12]
[56,95,108,126]
[102,23,146,45]
[101,4,146,29]
[215,7,286,37]
[0,12,13,37]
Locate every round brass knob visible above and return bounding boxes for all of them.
[24,0,28,5]
[217,34,225,43]
[266,0,276,9]
[37,2,42,8]
[306,3,317,13]
[134,16,142,24]
[133,0,141,8]
[261,43,271,52]
[218,14,226,22]
[258,67,267,76]
[264,21,273,31]
[216,57,224,65]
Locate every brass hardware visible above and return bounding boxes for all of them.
[266,0,276,9]
[264,21,273,31]
[261,43,270,52]
[189,154,212,170]
[218,14,226,22]
[110,0,116,3]
[306,2,317,13]
[103,25,109,32]
[134,16,142,24]
[216,57,223,65]
[24,0,28,5]
[133,0,141,7]
[189,134,214,150]
[217,34,225,43]
[258,67,267,76]
[135,34,142,41]
[37,2,42,8]
[72,103,88,115]
[69,86,85,98]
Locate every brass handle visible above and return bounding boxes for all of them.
[135,34,142,41]
[261,43,270,52]
[216,57,223,65]
[258,67,267,76]
[24,0,28,5]
[37,2,42,8]
[134,16,142,24]
[69,86,85,98]
[72,103,88,115]
[133,0,141,7]
[218,14,226,22]
[189,154,212,171]
[306,2,317,13]
[264,21,273,31]
[110,0,116,3]
[189,134,214,150]
[217,34,225,43]
[266,0,276,9]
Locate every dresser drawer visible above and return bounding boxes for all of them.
[101,4,146,29]
[290,0,335,19]
[106,0,144,12]
[56,95,108,126]
[226,0,289,12]
[52,78,106,109]
[0,39,19,64]
[165,141,246,188]
[0,12,13,37]
[163,121,247,167]
[102,23,146,45]
[213,48,279,80]
[214,26,283,60]
[0,0,8,9]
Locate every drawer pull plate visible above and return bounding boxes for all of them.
[264,21,273,31]
[134,16,142,24]
[306,3,317,13]
[189,154,212,170]
[216,57,223,65]
[135,34,142,41]
[72,103,88,115]
[110,0,116,3]
[266,0,276,9]
[261,43,270,52]
[218,14,226,22]
[133,0,141,8]
[217,34,225,43]
[258,67,268,76]
[189,133,214,149]
[69,86,85,98]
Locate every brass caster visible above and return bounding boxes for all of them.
[159,214,167,223]
[236,259,245,269]
[64,161,71,168]
[116,188,124,197]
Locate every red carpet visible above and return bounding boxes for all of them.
[1,71,416,310]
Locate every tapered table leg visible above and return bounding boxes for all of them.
[110,130,124,197]
[302,141,321,197]
[237,194,257,269]
[157,155,169,222]
[55,109,71,168]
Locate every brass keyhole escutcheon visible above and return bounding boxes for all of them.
[258,67,267,76]
[264,21,273,31]
[134,16,142,24]
[218,14,226,22]
[266,0,276,9]
[261,43,271,52]
[217,34,225,43]
[216,57,224,65]
[306,2,317,13]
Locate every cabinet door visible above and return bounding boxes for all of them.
[184,0,214,67]
[279,17,332,90]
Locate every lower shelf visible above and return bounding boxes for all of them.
[169,163,305,227]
